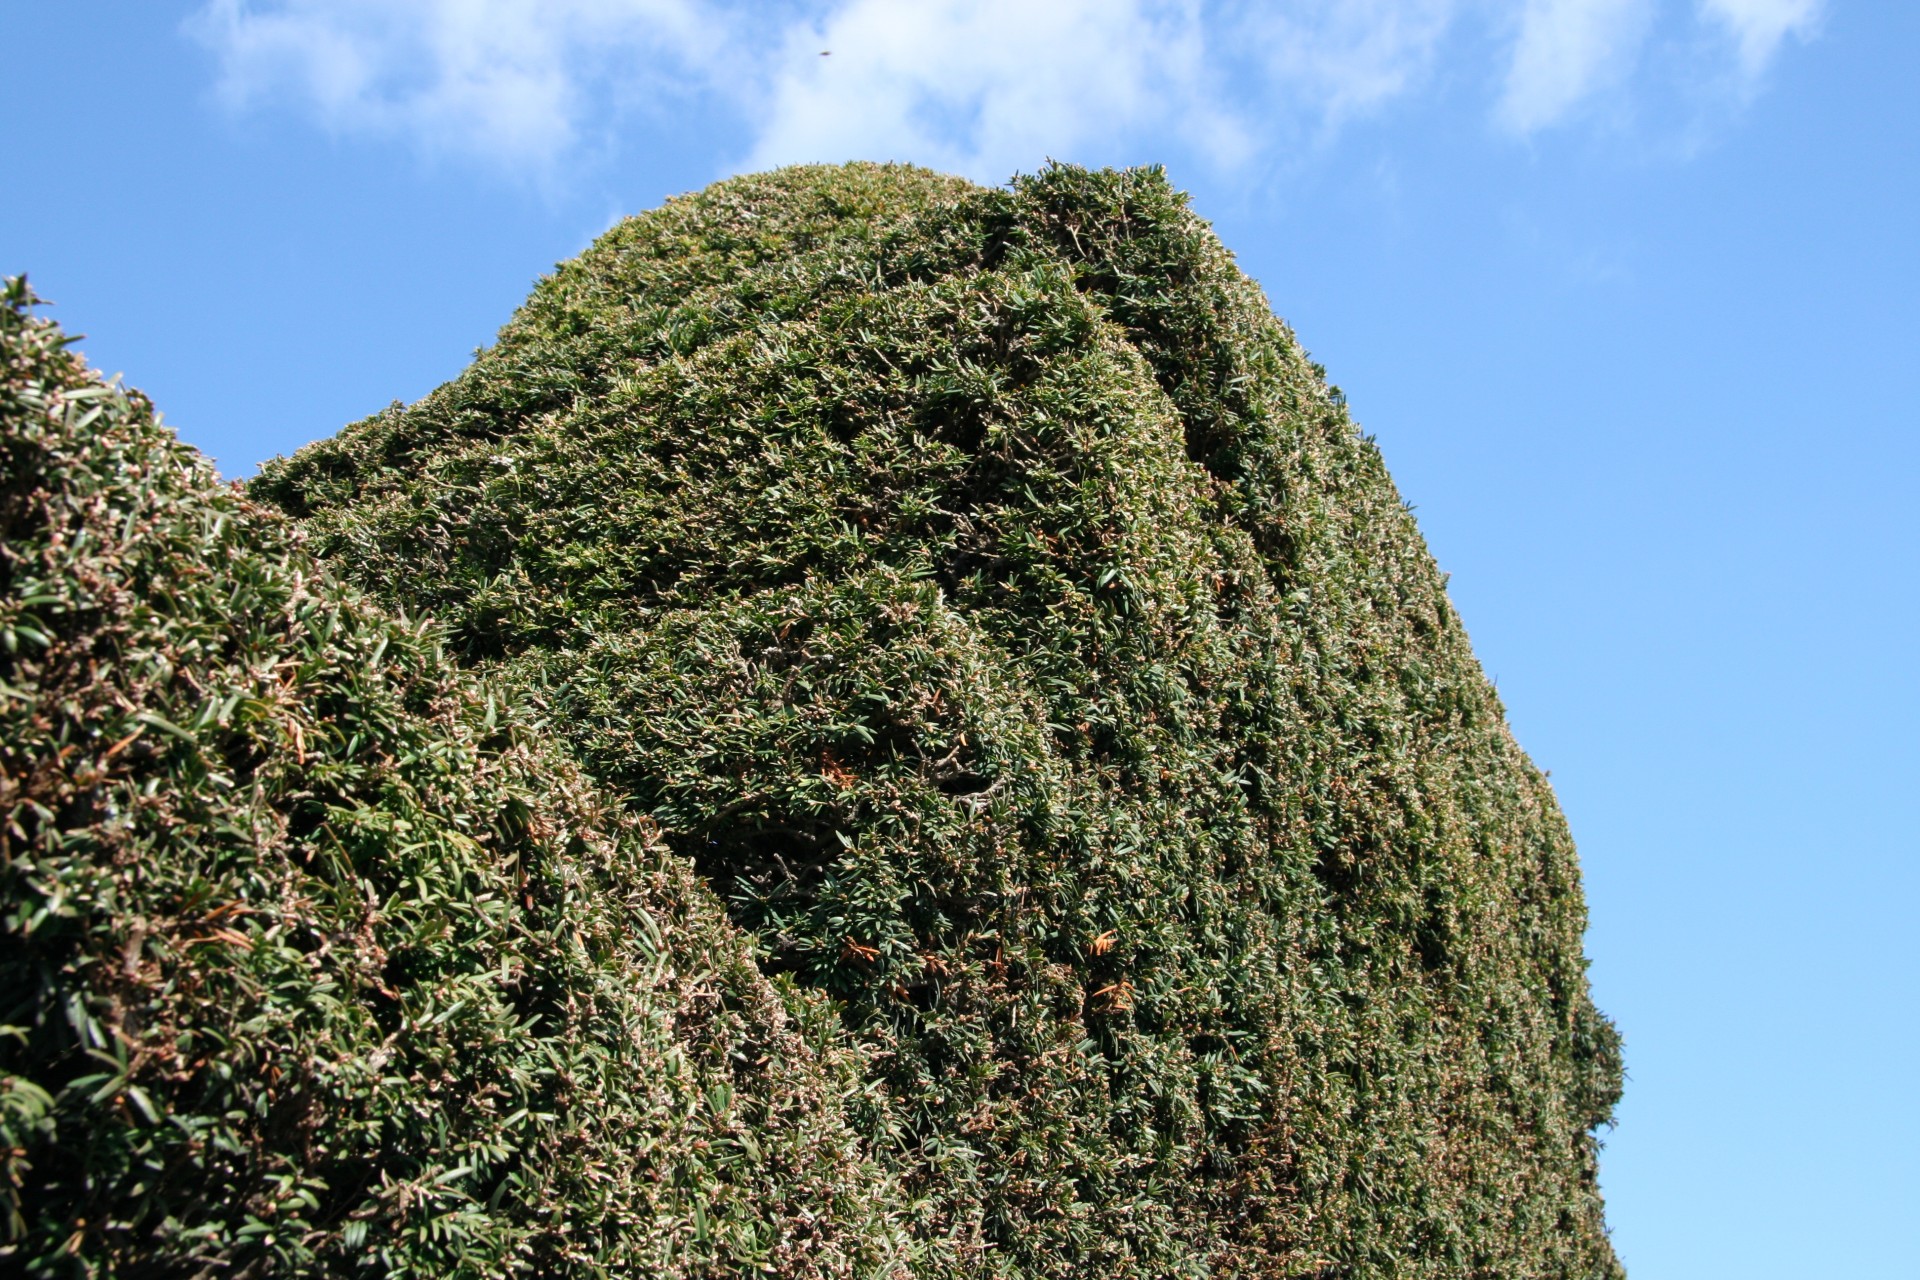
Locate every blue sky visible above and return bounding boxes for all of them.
[7,3,1916,1275]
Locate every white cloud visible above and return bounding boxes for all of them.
[1233,0,1459,123]
[1698,0,1823,77]
[746,0,1490,179]
[743,0,1235,179]
[190,0,732,169]
[189,0,1826,180]
[1498,0,1655,133]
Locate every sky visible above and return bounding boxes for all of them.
[6,3,1917,1276]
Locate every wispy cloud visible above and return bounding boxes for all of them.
[189,0,1825,181]
[190,0,735,170]
[1698,0,1823,77]
[1498,0,1655,133]
[744,1,1237,178]
[1231,0,1459,124]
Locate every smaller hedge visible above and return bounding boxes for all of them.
[0,277,920,1279]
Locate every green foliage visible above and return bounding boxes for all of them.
[255,163,1623,1278]
[0,276,920,1278]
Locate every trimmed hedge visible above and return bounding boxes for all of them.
[256,163,1623,1278]
[0,277,921,1278]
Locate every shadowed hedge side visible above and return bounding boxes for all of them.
[258,164,1623,1278]
[0,279,922,1279]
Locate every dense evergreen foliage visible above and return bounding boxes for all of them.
[250,163,1623,1278]
[0,278,919,1278]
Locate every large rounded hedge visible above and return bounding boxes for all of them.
[255,163,1623,1278]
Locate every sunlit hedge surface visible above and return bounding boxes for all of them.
[0,278,918,1278]
[254,163,1622,1278]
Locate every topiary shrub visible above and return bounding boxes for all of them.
[255,163,1623,1278]
[0,276,922,1279]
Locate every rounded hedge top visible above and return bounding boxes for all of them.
[258,162,1622,1278]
